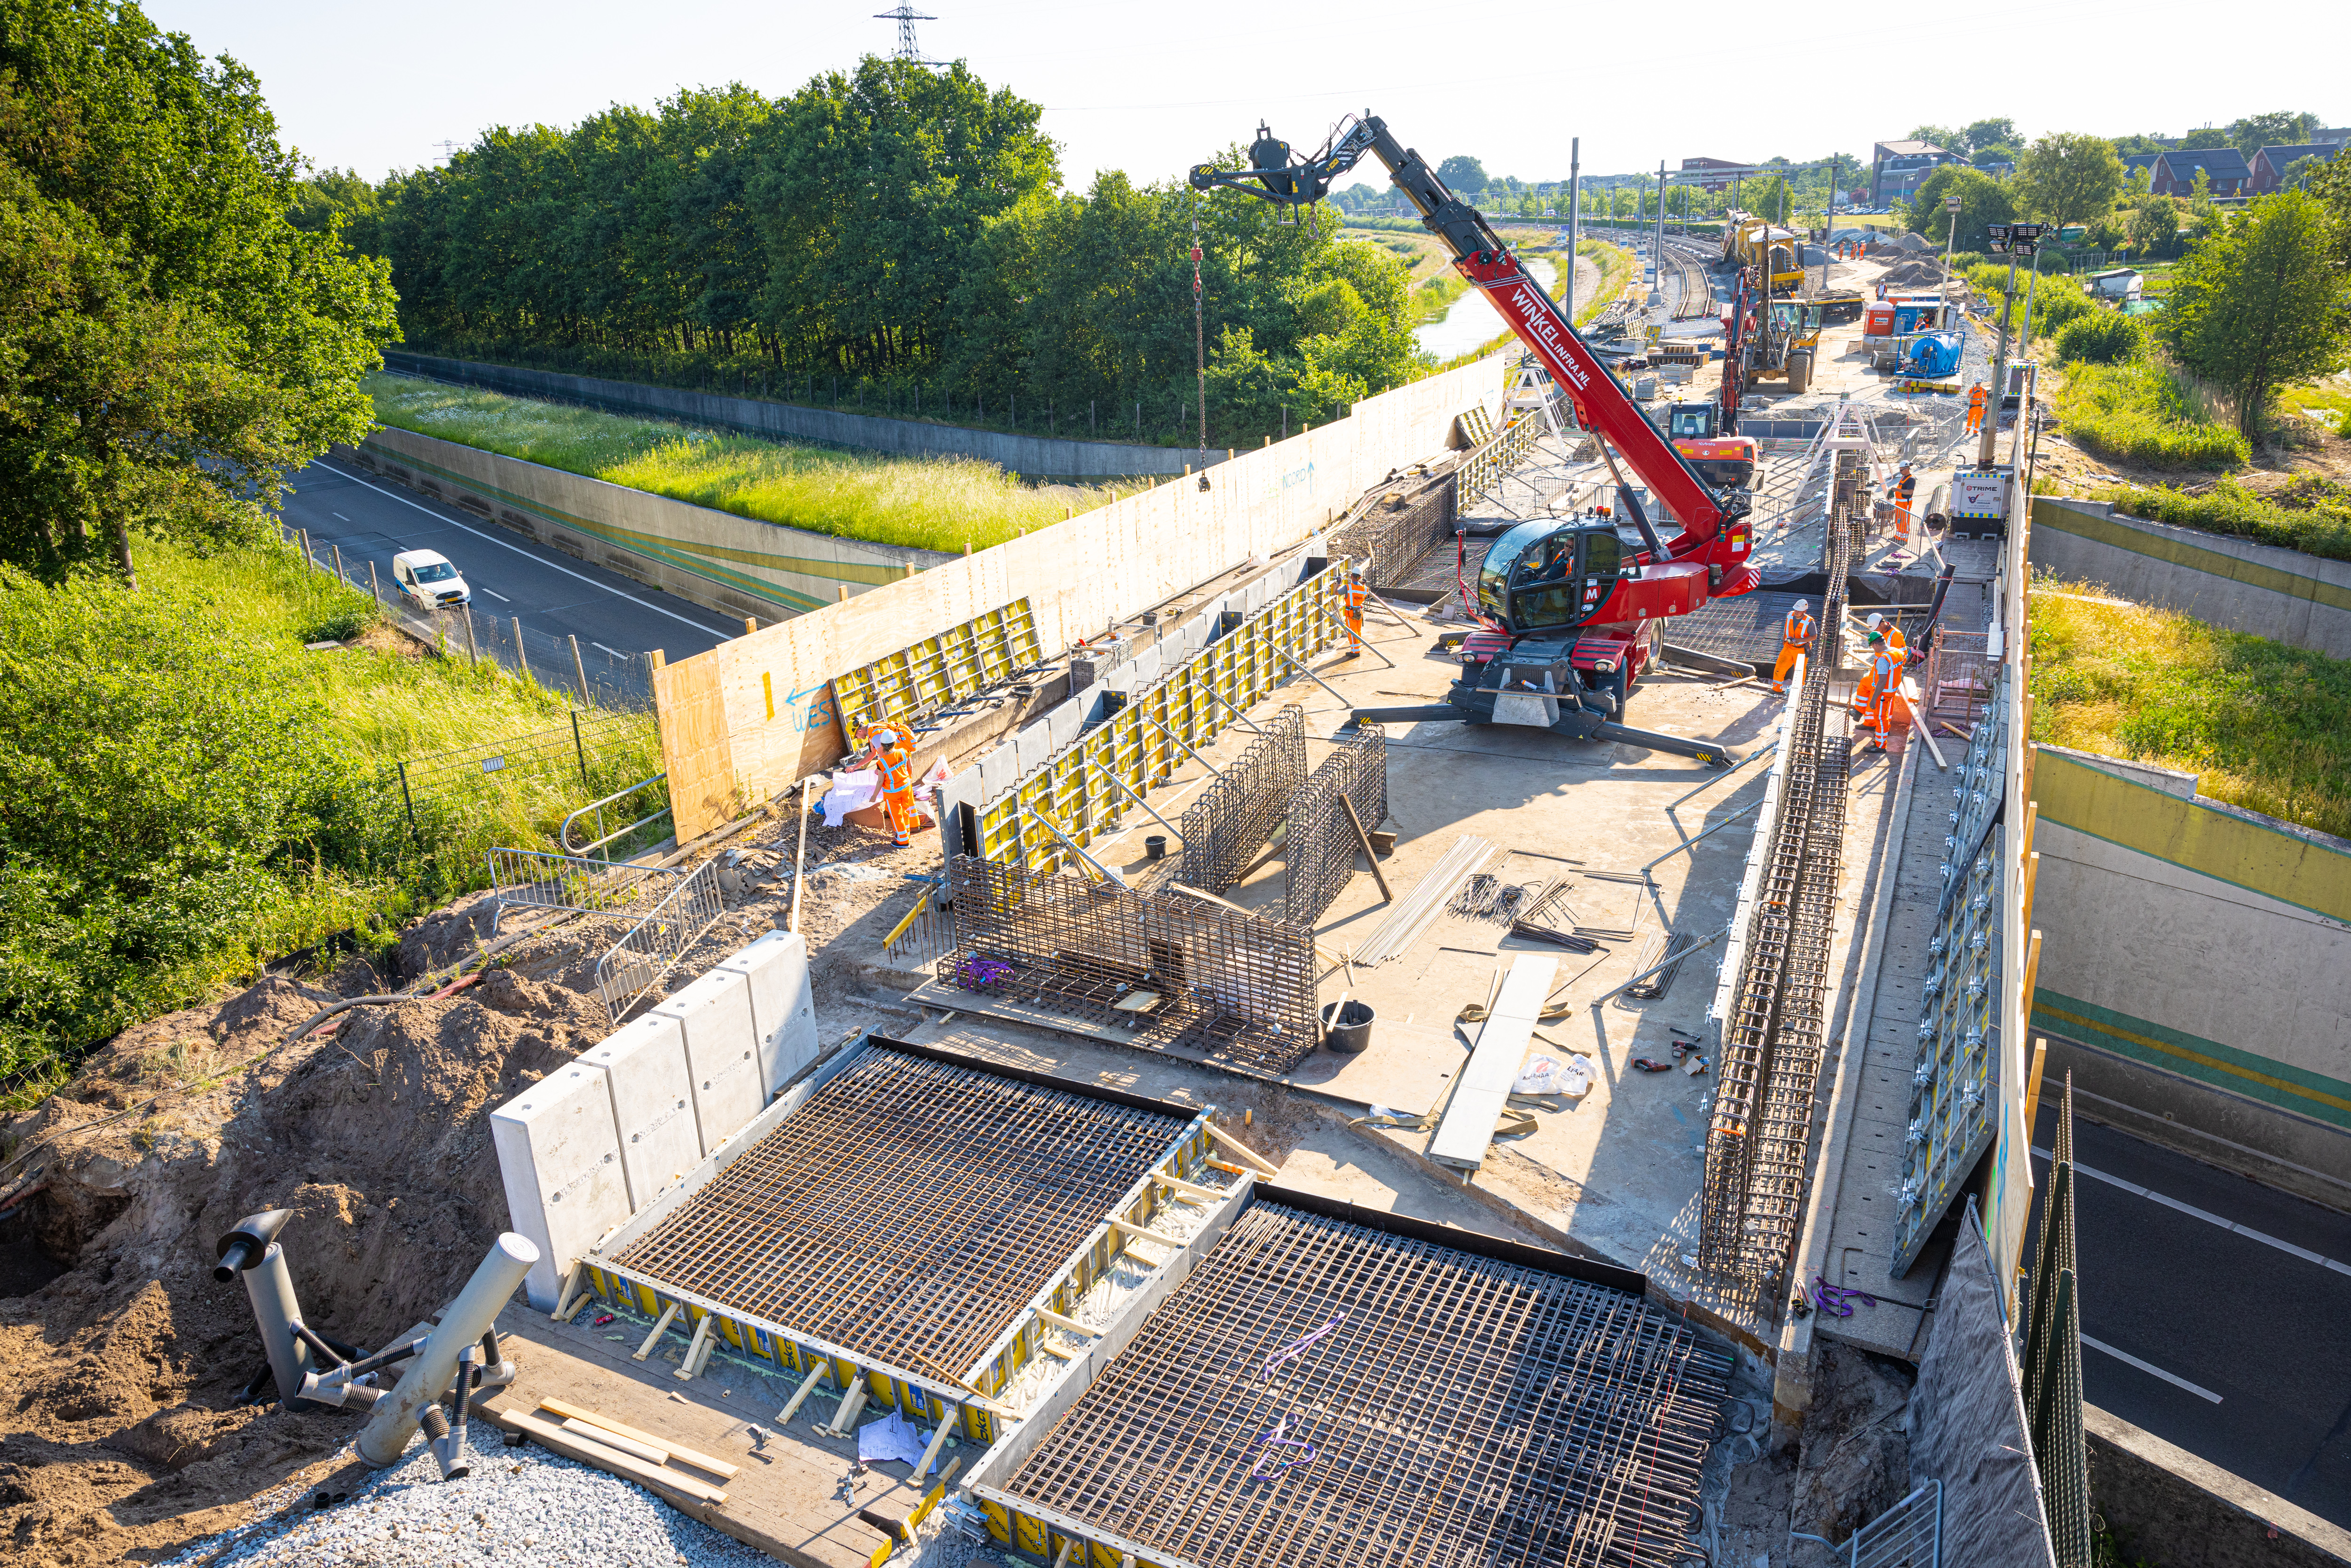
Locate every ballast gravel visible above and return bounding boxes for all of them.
[166,1436,775,1568]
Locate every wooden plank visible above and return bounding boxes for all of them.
[482,1301,892,1568]
[498,1408,728,1502]
[655,650,739,841]
[538,1395,741,1478]
[1428,953,1556,1173]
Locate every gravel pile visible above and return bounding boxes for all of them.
[165,1437,775,1568]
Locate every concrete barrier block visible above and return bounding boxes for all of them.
[1128,645,1164,685]
[718,930,819,1095]
[1013,722,1051,777]
[576,1014,699,1212]
[937,767,983,855]
[652,969,763,1155]
[977,743,1015,803]
[490,1064,631,1309]
[1047,695,1085,750]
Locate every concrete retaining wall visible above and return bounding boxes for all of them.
[384,351,1223,479]
[2029,496,2351,658]
[345,427,951,623]
[2088,1403,2351,1568]
[648,353,1509,838]
[2027,744,2351,1206]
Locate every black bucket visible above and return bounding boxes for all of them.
[1144,835,1168,860]
[1320,999,1374,1054]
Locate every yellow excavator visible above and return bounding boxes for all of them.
[1721,213,1806,295]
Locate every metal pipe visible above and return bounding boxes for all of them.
[1665,724,1777,809]
[1590,926,1728,1004]
[788,777,814,934]
[1084,756,1187,849]
[1198,680,1268,737]
[1025,802,1128,887]
[242,1243,318,1412]
[1637,797,1763,874]
[358,1232,537,1467]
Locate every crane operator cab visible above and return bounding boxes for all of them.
[1478,517,1639,633]
[1454,514,1666,725]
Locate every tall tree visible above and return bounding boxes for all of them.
[2302,155,2351,270]
[2178,126,2233,150]
[2163,191,2349,436]
[2017,133,2124,234]
[1962,118,2017,156]
[0,0,396,583]
[1436,156,1487,195]
[1904,165,2017,250]
[2228,111,2318,157]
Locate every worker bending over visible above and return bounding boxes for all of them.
[1772,599,1814,693]
[860,720,919,848]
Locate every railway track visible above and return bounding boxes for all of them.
[1665,241,1716,321]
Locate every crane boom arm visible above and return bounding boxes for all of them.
[1191,115,1750,570]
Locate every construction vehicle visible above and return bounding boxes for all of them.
[1190,118,1759,765]
[1742,297,1825,394]
[1721,212,1806,295]
[1661,402,1757,490]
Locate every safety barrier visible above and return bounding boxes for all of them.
[485,846,686,922]
[593,859,727,1023]
[970,562,1353,873]
[1458,406,1545,507]
[2023,1079,2092,1563]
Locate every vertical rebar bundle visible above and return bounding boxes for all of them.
[1176,705,1306,898]
[1327,473,1458,590]
[1284,724,1387,927]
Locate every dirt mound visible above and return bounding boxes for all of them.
[0,959,607,1564]
[1876,258,1953,292]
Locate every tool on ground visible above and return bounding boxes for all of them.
[1810,1276,1880,1318]
[1631,1057,1673,1072]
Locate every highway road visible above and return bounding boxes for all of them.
[280,453,740,670]
[2029,1098,2351,1529]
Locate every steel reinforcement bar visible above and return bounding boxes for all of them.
[1699,472,1857,1283]
[1175,706,1306,898]
[1284,723,1388,928]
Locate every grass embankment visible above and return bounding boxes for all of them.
[2051,358,2251,470]
[367,374,1134,555]
[2076,475,2351,561]
[0,542,659,1102]
[2028,576,2351,837]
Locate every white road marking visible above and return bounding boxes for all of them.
[591,642,628,659]
[2035,1146,2351,1276]
[2080,1335,2223,1403]
[478,587,511,603]
[332,512,351,521]
[316,460,734,640]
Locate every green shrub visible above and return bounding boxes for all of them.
[2092,476,2351,560]
[2053,359,2249,469]
[2055,312,2142,364]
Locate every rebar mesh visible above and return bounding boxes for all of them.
[608,1044,1190,1377]
[1699,455,1858,1286]
[940,856,1317,1073]
[1175,705,1306,898]
[1000,1198,1730,1568]
[1284,725,1388,928]
[1328,472,1457,591]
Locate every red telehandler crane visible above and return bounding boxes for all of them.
[1191,118,1761,764]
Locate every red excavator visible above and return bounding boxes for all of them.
[1191,117,1760,764]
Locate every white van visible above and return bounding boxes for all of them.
[391,549,473,608]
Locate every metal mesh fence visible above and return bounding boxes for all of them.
[1849,1480,1942,1568]
[1175,705,1307,899]
[2024,1078,2091,1568]
[939,856,1317,1074]
[594,857,727,1022]
[282,521,654,709]
[1284,725,1388,928]
[485,846,687,922]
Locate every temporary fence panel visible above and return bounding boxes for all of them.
[1847,1480,1942,1568]
[594,858,728,1024]
[2022,1079,2091,1567]
[1175,706,1307,898]
[1893,823,2007,1278]
[1283,725,1389,928]
[830,598,1045,740]
[485,846,688,922]
[972,562,1353,873]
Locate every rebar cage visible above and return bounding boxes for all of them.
[1175,706,1306,898]
[983,1196,1731,1568]
[1328,470,1457,591]
[584,1041,1222,1448]
[1284,724,1388,928]
[940,857,1318,1074]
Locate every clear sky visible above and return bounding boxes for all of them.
[148,0,2342,190]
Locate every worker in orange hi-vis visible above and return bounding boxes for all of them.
[1862,611,1909,665]
[1851,630,1886,721]
[1771,599,1815,693]
[1890,464,1917,536]
[860,721,919,848]
[1965,381,1988,434]
[1341,572,1368,653]
[1865,640,1904,752]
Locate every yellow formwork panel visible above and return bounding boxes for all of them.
[834,598,1042,738]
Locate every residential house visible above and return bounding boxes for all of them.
[2122,153,2163,181]
[2151,148,2251,197]
[2250,143,2345,193]
[1870,140,1960,205]
[1678,157,1757,194]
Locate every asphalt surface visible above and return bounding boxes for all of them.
[280,454,739,663]
[2028,1100,2351,1529]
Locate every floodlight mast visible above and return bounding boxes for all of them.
[1191,114,1757,611]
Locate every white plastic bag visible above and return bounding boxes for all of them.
[1517,1054,1594,1097]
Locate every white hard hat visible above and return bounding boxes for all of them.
[1794,599,1810,611]
[1866,612,1884,628]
